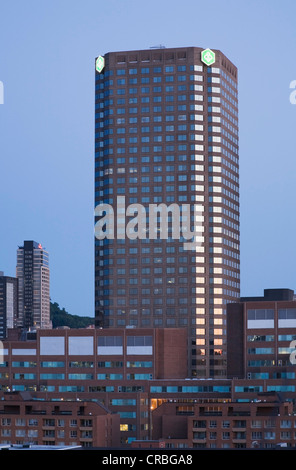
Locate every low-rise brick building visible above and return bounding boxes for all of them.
[0,391,120,447]
[149,393,296,449]
[1,316,296,448]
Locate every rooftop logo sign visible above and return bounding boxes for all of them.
[201,48,215,66]
[96,56,105,73]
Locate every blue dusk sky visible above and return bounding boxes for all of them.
[0,0,296,317]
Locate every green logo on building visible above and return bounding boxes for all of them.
[96,56,105,73]
[201,48,215,66]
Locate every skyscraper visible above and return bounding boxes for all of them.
[16,241,51,330]
[94,46,240,377]
[0,272,18,339]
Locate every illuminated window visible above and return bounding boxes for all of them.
[195,308,205,314]
[196,329,205,335]
[214,349,222,356]
[213,329,223,335]
[213,267,222,274]
[196,338,205,345]
[214,308,223,315]
[214,288,223,295]
[214,339,223,345]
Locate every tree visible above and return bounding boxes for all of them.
[50,302,94,329]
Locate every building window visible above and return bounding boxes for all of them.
[247,309,274,320]
[127,336,152,346]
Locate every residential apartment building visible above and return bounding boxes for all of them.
[0,391,119,448]
[16,241,51,330]
[149,396,296,449]
[0,272,18,339]
[94,46,240,378]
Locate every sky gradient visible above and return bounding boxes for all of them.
[0,0,296,317]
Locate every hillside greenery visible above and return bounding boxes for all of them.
[50,302,94,329]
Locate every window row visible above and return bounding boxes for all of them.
[0,385,145,393]
[193,419,296,429]
[248,334,296,342]
[0,373,154,381]
[97,85,199,95]
[99,65,191,76]
[2,361,152,369]
[97,104,195,113]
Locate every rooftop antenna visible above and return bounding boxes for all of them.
[149,45,166,49]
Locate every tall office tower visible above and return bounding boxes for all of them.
[16,241,51,330]
[0,272,18,339]
[94,47,240,377]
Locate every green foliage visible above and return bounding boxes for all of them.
[50,302,94,329]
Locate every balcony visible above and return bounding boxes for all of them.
[43,430,55,440]
[199,411,222,417]
[80,420,93,429]
[192,438,207,444]
[232,421,246,431]
[80,431,93,442]
[42,420,55,429]
[193,432,206,443]
[233,432,246,443]
[233,425,246,431]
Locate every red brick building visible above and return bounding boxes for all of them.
[0,391,119,447]
[0,327,188,445]
[227,289,296,402]
[94,46,240,380]
[149,393,296,449]
[1,319,296,448]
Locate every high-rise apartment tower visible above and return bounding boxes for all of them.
[94,47,240,377]
[16,241,51,330]
[0,272,18,339]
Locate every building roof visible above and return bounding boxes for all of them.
[240,288,295,302]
